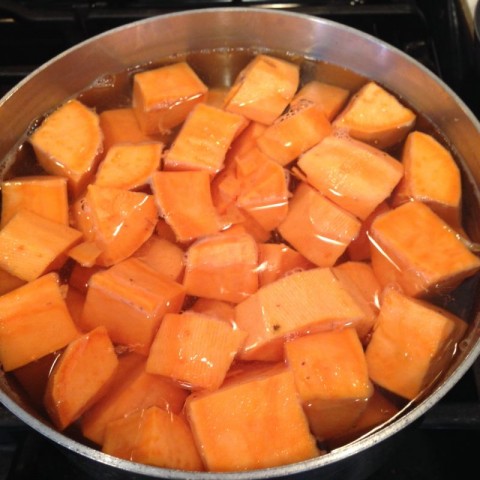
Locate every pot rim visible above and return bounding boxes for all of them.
[1,7,480,479]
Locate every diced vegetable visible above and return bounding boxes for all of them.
[392,131,462,230]
[72,184,158,267]
[164,103,248,174]
[369,201,480,297]
[151,170,220,242]
[132,62,208,134]
[0,268,25,295]
[0,210,82,281]
[81,257,186,354]
[1,176,69,227]
[235,267,366,361]
[146,311,247,390]
[82,355,188,445]
[224,54,300,125]
[365,288,467,400]
[278,182,361,267]
[0,273,79,371]
[256,100,332,166]
[94,142,162,190]
[297,135,403,221]
[183,231,258,304]
[44,326,119,430]
[103,406,204,471]
[285,328,373,441]
[186,364,320,471]
[29,99,103,197]
[190,298,236,325]
[333,81,416,149]
[291,80,350,120]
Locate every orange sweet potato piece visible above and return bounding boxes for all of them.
[0,210,82,282]
[186,364,320,471]
[65,286,86,326]
[94,142,162,190]
[347,201,390,261]
[99,107,158,151]
[257,242,314,286]
[225,121,267,161]
[133,234,185,281]
[365,288,467,400]
[0,273,79,371]
[256,100,332,166]
[297,135,404,221]
[72,184,158,267]
[132,62,208,134]
[103,406,204,471]
[154,217,178,243]
[285,328,373,441]
[68,241,102,268]
[163,103,248,174]
[277,182,361,267]
[369,201,480,297]
[190,298,236,325]
[224,54,300,125]
[392,131,462,229]
[151,170,220,243]
[29,99,103,198]
[0,268,25,295]
[1,176,69,227]
[333,261,381,342]
[81,257,186,355]
[291,80,350,121]
[69,263,104,294]
[82,356,189,445]
[44,326,118,430]
[235,267,366,361]
[183,231,259,304]
[235,147,289,231]
[146,312,247,390]
[333,81,416,149]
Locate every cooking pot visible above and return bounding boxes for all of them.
[1,7,480,480]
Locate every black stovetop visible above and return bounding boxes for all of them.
[0,1,479,479]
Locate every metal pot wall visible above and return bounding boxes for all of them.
[1,7,480,480]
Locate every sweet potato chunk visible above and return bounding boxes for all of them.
[224,54,300,125]
[297,135,403,221]
[183,231,259,304]
[132,62,208,134]
[0,268,25,295]
[151,171,220,243]
[257,242,314,286]
[235,147,289,231]
[103,406,204,471]
[72,184,157,267]
[82,356,188,445]
[0,210,82,282]
[365,288,467,400]
[99,107,157,151]
[333,261,381,342]
[133,234,185,281]
[29,99,103,197]
[164,103,248,174]
[278,182,361,267]
[146,312,247,390]
[369,201,480,297]
[81,257,186,354]
[291,80,350,120]
[235,267,366,361]
[256,100,332,166]
[0,273,79,371]
[333,81,416,149]
[285,328,373,441]
[68,241,102,268]
[190,298,236,325]
[94,142,162,190]
[186,364,320,471]
[392,131,462,229]
[44,326,119,430]
[1,176,69,227]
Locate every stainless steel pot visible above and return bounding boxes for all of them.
[1,7,480,480]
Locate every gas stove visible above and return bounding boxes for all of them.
[0,1,479,479]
